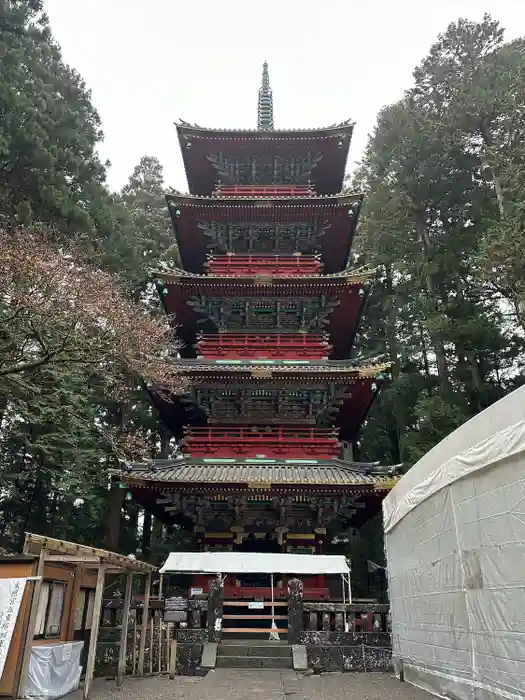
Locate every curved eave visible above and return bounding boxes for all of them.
[158,278,372,361]
[166,192,364,274]
[125,477,396,494]
[155,268,375,285]
[122,459,396,490]
[174,360,389,379]
[175,120,355,139]
[166,192,362,205]
[148,375,386,443]
[175,122,355,197]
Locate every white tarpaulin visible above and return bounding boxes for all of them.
[25,641,83,700]
[160,551,350,575]
[0,578,27,679]
[383,385,525,700]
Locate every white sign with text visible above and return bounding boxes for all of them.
[0,578,27,679]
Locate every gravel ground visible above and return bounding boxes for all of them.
[71,670,433,700]
[68,675,201,700]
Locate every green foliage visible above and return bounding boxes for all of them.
[114,156,180,296]
[0,365,107,547]
[354,13,525,477]
[0,0,108,233]
[0,3,180,555]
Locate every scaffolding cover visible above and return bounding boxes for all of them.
[383,385,525,700]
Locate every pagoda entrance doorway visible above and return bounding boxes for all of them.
[237,533,281,552]
[236,534,281,589]
[223,535,288,637]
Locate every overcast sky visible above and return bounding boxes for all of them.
[44,0,525,192]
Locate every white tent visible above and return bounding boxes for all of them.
[383,385,525,700]
[160,551,350,575]
[161,551,353,634]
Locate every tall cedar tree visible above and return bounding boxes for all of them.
[347,16,525,592]
[0,1,107,232]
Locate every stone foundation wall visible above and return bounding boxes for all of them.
[300,631,393,673]
[175,629,207,675]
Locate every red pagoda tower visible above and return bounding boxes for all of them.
[123,64,398,616]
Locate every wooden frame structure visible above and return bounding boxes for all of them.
[15,534,157,700]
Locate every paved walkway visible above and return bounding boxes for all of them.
[76,670,433,700]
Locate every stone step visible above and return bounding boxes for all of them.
[219,643,292,658]
[216,655,293,669]
[222,631,288,641]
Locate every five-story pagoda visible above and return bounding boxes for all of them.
[122,63,398,605]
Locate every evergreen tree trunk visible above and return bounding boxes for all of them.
[142,510,152,558]
[19,478,39,547]
[104,476,125,552]
[127,505,139,555]
[454,275,484,412]
[385,264,403,462]
[415,211,450,391]
[418,323,433,395]
[479,117,506,217]
[151,517,164,561]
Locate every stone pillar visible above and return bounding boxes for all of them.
[340,441,354,461]
[189,607,201,629]
[287,577,304,644]
[207,576,224,642]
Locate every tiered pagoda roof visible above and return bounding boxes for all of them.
[156,268,373,360]
[148,360,387,442]
[176,120,354,196]
[166,192,363,274]
[123,63,399,540]
[123,457,398,490]
[122,457,400,529]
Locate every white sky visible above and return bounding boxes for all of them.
[44,0,525,192]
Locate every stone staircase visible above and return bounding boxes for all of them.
[216,640,293,669]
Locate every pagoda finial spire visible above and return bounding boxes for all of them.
[257,61,274,131]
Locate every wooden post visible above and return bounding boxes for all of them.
[83,565,106,700]
[342,573,348,632]
[131,619,137,676]
[116,572,133,687]
[66,564,84,640]
[169,638,177,679]
[137,572,151,676]
[16,550,45,699]
[149,616,154,675]
[157,574,163,674]
[168,622,172,674]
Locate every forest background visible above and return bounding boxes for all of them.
[1,1,525,596]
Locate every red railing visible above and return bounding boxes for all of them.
[196,332,331,360]
[214,184,315,198]
[205,254,322,277]
[182,426,340,459]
